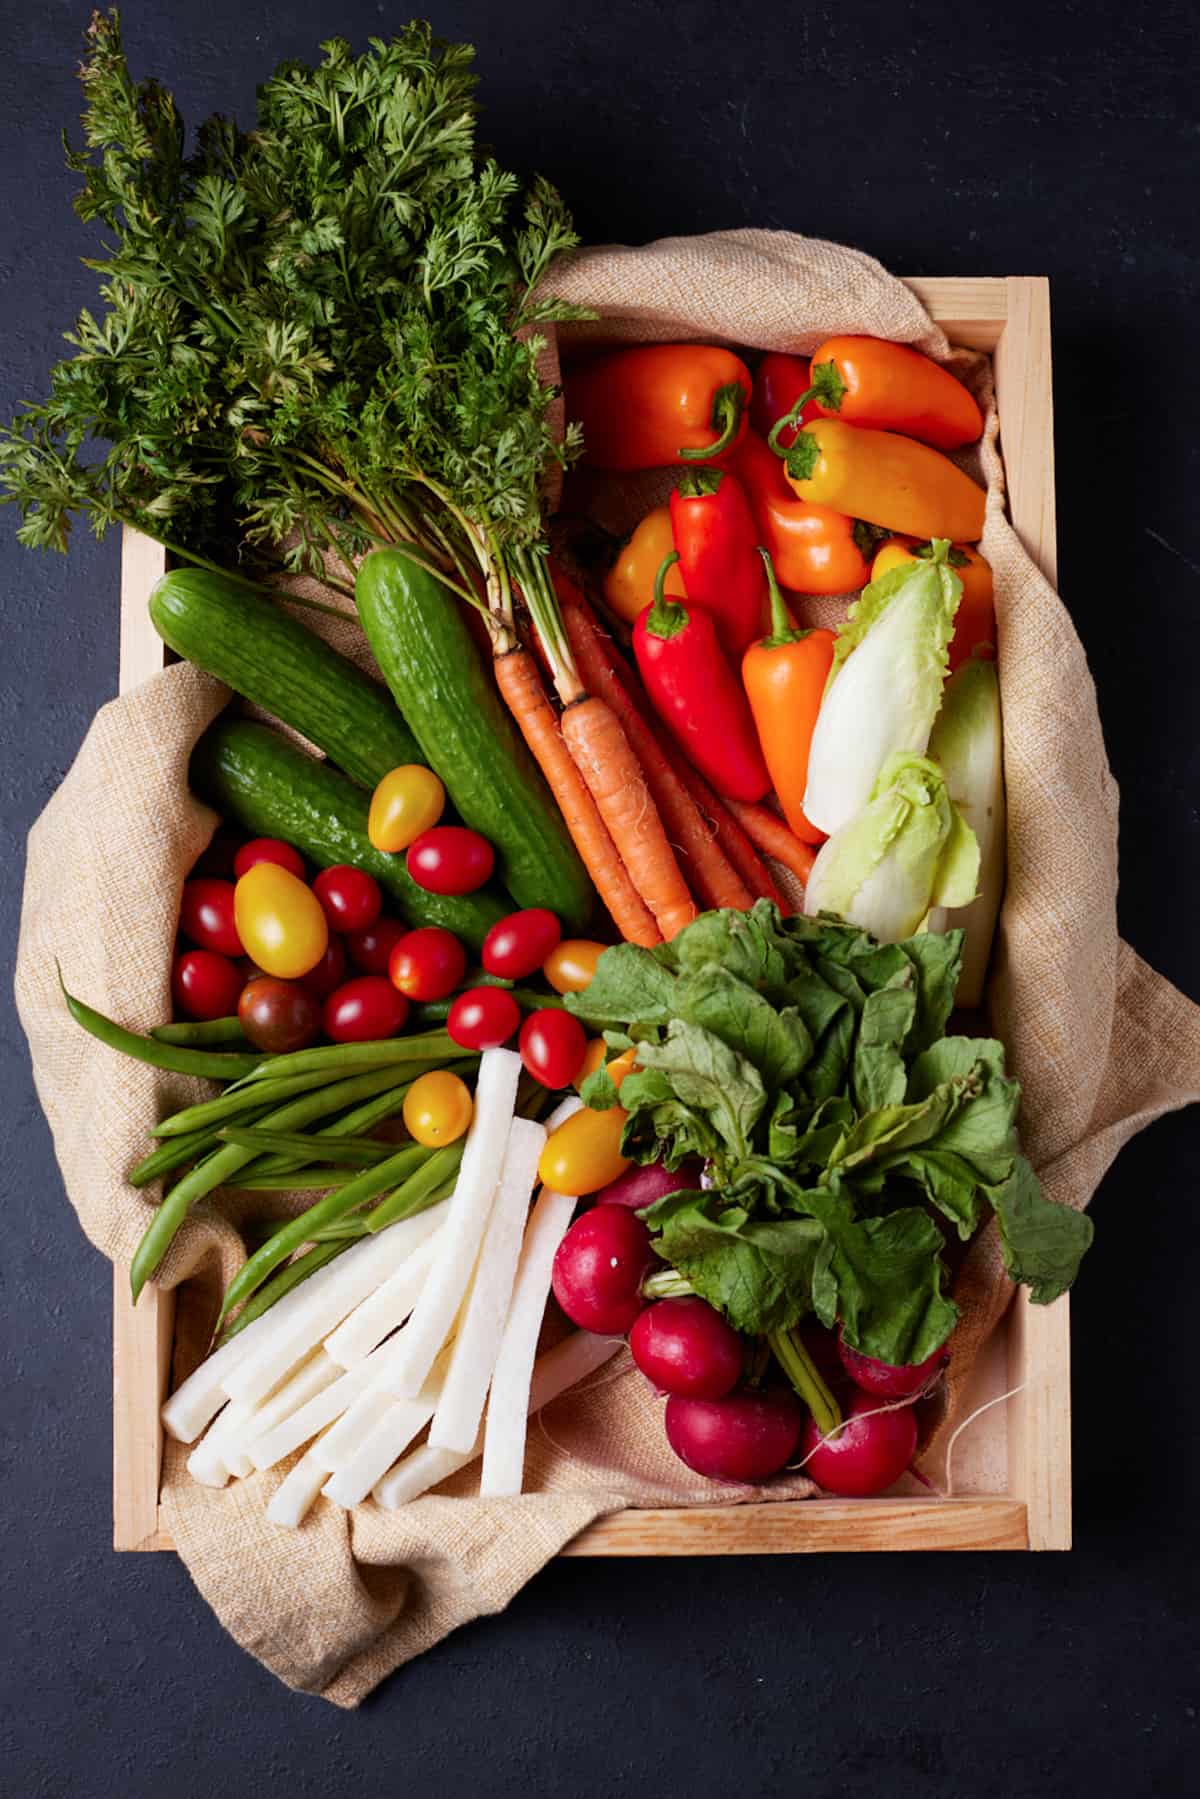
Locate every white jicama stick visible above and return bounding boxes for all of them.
[374,1331,620,1510]
[322,1229,443,1368]
[428,1117,546,1454]
[186,1437,231,1489]
[266,1450,330,1529]
[220,1351,342,1472]
[187,1397,257,1487]
[223,1203,446,1409]
[479,1186,578,1496]
[248,1355,380,1472]
[321,1371,444,1510]
[384,1047,522,1400]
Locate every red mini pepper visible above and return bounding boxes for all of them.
[749,353,822,449]
[633,552,770,804]
[564,344,752,470]
[668,467,764,661]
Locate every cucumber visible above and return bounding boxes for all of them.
[355,549,594,931]
[190,716,507,950]
[150,568,420,789]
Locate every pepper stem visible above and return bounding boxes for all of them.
[678,381,745,462]
[756,547,811,648]
[768,1327,842,1437]
[766,385,819,456]
[644,549,689,641]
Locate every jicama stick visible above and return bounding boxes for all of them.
[249,1355,381,1472]
[266,1450,330,1529]
[428,1117,546,1454]
[374,1332,621,1510]
[382,1047,521,1399]
[186,1436,231,1489]
[322,1229,443,1368]
[215,1350,342,1476]
[222,1204,446,1409]
[321,1362,448,1510]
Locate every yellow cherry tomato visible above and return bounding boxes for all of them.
[602,505,688,626]
[538,1103,632,1197]
[233,863,328,979]
[603,1048,638,1090]
[543,939,606,995]
[402,1070,474,1148]
[368,764,446,853]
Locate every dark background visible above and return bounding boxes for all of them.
[3,1,1198,1792]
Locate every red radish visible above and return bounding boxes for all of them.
[596,1158,704,1211]
[837,1333,949,1400]
[664,1387,802,1483]
[551,1207,656,1335]
[630,1297,743,1399]
[801,1388,917,1497]
[800,1320,848,1392]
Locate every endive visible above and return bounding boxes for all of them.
[803,752,979,943]
[803,542,961,834]
[926,656,1006,1005]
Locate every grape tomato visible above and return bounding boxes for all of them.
[233,863,328,980]
[402,1070,474,1148]
[172,949,243,1022]
[180,879,243,957]
[238,976,322,1055]
[543,939,605,994]
[322,975,409,1044]
[481,908,562,980]
[388,926,467,1001]
[368,764,446,853]
[518,1008,587,1089]
[538,1103,631,1196]
[407,826,495,896]
[233,837,305,880]
[312,865,382,934]
[446,985,520,1050]
[296,936,347,1000]
[346,917,407,975]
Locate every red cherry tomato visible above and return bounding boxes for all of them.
[388,926,468,1002]
[481,907,563,980]
[179,879,244,957]
[297,936,347,1000]
[518,1008,588,1089]
[447,985,521,1050]
[233,837,306,881]
[407,827,495,896]
[171,949,244,1021]
[237,977,322,1054]
[312,865,383,934]
[322,976,409,1044]
[190,831,241,879]
[345,917,407,976]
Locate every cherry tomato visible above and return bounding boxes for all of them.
[519,1008,588,1089]
[297,936,347,1000]
[234,863,329,980]
[190,831,241,879]
[237,976,322,1055]
[322,975,409,1044]
[345,917,407,975]
[368,764,446,852]
[171,949,244,1021]
[538,1104,632,1196]
[543,939,606,995]
[407,826,495,896]
[388,927,468,1002]
[402,1070,474,1148]
[312,865,382,934]
[576,1037,608,1089]
[233,837,306,881]
[481,908,562,981]
[446,985,521,1050]
[180,879,244,957]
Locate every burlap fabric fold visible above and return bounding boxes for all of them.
[16,231,1200,1704]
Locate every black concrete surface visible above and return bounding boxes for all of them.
[2,2,1198,1793]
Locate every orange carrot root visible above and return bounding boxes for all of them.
[560,695,698,940]
[652,742,789,912]
[492,648,661,947]
[725,799,818,889]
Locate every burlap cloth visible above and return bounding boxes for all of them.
[15,231,1200,1704]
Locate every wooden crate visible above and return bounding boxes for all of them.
[113,276,1067,1557]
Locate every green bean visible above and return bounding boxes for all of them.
[150,1016,248,1046]
[214,1240,347,1346]
[152,1063,409,1139]
[217,1144,430,1318]
[218,1126,394,1166]
[62,978,262,1081]
[240,1027,457,1083]
[365,1141,464,1233]
[231,1167,368,1191]
[130,1069,424,1302]
[248,1055,478,1178]
[130,1099,280,1186]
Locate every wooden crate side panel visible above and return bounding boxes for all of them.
[905,276,1007,350]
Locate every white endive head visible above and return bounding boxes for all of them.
[803,751,980,943]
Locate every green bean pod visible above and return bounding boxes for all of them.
[240,1028,457,1084]
[215,1239,347,1346]
[248,1055,478,1178]
[152,1062,424,1139]
[150,1017,248,1046]
[63,980,262,1080]
[218,1127,395,1166]
[365,1142,464,1233]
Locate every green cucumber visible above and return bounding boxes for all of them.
[355,549,594,931]
[190,716,507,950]
[150,567,419,788]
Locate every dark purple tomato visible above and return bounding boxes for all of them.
[237,976,322,1054]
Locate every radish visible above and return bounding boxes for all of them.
[595,1159,703,1211]
[630,1297,743,1399]
[801,1389,917,1496]
[664,1386,802,1483]
[837,1332,948,1400]
[551,1207,656,1335]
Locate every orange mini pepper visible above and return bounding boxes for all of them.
[871,537,995,669]
[603,506,686,625]
[774,417,986,546]
[801,335,983,449]
[732,430,872,596]
[742,551,835,845]
[565,344,752,470]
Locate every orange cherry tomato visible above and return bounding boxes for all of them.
[538,1103,632,1196]
[603,506,687,626]
[367,765,446,853]
[403,1070,474,1148]
[870,538,995,670]
[543,939,606,995]
[233,863,329,980]
[576,1037,608,1089]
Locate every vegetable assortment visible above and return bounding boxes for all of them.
[13,15,1093,1518]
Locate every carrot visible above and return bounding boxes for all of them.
[558,589,754,913]
[560,696,698,940]
[493,647,661,948]
[725,799,818,888]
[661,753,789,911]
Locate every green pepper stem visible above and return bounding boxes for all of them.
[678,381,745,462]
[644,549,689,641]
[768,1327,843,1437]
[755,547,811,648]
[766,385,819,456]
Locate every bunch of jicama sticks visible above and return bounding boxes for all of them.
[493,556,817,946]
[162,1050,620,1526]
